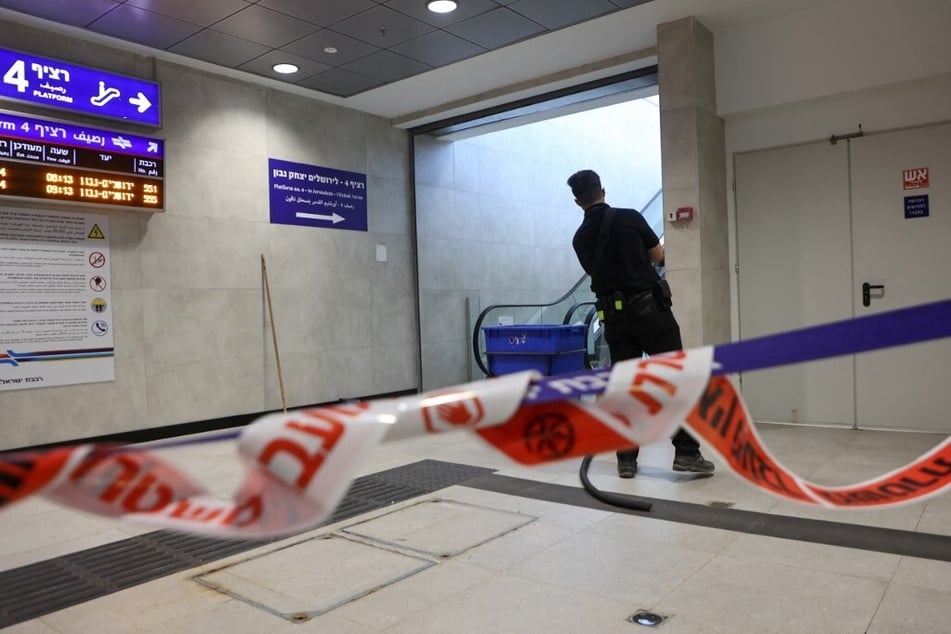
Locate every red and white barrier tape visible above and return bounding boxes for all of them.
[3,299,951,537]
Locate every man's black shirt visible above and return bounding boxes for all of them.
[572,202,660,296]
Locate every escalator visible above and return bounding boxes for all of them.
[470,189,664,377]
[471,273,609,377]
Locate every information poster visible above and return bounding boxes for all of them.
[0,206,114,391]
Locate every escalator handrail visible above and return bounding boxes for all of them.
[562,300,596,325]
[563,301,604,369]
[472,274,591,376]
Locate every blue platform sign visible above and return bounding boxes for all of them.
[904,194,929,219]
[269,158,367,232]
[0,47,161,127]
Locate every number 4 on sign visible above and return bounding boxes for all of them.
[3,60,28,93]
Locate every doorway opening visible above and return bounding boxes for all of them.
[411,67,663,391]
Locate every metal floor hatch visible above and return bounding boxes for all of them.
[0,459,494,628]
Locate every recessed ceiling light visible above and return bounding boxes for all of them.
[324,47,338,54]
[427,0,458,13]
[272,63,299,74]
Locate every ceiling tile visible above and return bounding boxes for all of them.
[88,5,202,49]
[297,68,385,97]
[383,0,498,27]
[507,0,615,30]
[0,0,642,99]
[237,49,331,82]
[445,7,545,50]
[169,29,271,67]
[282,29,380,66]
[124,0,248,26]
[0,0,119,27]
[257,0,378,27]
[390,30,486,67]
[332,5,434,48]
[341,49,431,83]
[610,0,655,7]
[211,5,318,48]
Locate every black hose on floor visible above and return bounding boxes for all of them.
[578,455,653,512]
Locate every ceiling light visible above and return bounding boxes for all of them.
[324,47,338,54]
[272,63,299,74]
[427,0,458,13]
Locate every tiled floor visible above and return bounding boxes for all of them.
[2,423,950,633]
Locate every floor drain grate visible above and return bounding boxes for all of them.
[628,609,671,627]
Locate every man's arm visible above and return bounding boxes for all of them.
[647,243,665,264]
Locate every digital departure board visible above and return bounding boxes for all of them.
[0,110,163,211]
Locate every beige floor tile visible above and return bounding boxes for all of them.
[866,582,951,633]
[655,554,887,633]
[380,571,636,634]
[722,532,901,581]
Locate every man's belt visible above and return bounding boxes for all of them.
[595,288,657,318]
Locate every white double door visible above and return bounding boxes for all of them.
[735,122,951,432]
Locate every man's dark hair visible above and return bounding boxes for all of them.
[567,169,603,206]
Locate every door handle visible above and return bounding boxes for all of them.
[862,282,884,307]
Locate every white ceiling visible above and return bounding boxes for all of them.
[0,0,834,128]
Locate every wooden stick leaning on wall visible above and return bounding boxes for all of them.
[261,254,287,413]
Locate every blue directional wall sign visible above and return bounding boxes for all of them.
[0,47,161,127]
[269,158,368,232]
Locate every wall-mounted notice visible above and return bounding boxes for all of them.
[0,110,164,211]
[0,207,114,391]
[904,194,929,219]
[0,46,161,126]
[268,158,367,232]
[902,166,929,190]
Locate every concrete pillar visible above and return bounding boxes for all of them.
[657,17,730,348]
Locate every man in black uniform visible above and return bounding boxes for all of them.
[567,169,714,478]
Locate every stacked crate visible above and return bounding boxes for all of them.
[482,325,586,376]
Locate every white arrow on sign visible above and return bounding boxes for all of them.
[296,211,344,224]
[129,92,152,113]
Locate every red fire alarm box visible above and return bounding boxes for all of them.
[675,207,693,221]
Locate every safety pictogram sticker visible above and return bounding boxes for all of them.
[89,275,107,292]
[91,320,109,336]
[88,251,106,268]
[88,224,105,239]
[90,298,107,313]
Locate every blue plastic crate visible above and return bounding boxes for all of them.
[482,324,586,354]
[487,350,585,376]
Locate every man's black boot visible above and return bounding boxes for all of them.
[616,448,639,478]
[617,460,638,478]
[672,452,715,473]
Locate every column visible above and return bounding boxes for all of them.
[657,16,730,349]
